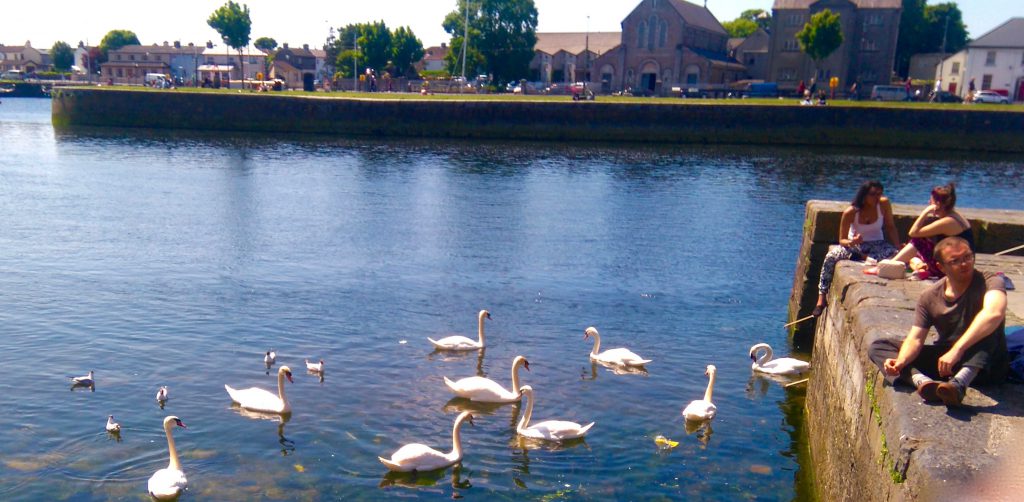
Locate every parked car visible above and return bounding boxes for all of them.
[870,85,909,101]
[931,91,962,103]
[971,90,1009,104]
[1,69,25,81]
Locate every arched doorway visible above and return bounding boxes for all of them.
[684,64,701,86]
[640,61,659,95]
[600,64,614,94]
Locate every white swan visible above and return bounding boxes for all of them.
[749,343,810,376]
[428,310,490,351]
[105,415,121,433]
[264,350,276,365]
[517,385,594,440]
[683,365,718,421]
[378,411,474,472]
[156,386,168,403]
[147,415,187,500]
[444,356,530,403]
[225,365,294,414]
[69,371,94,385]
[584,327,651,367]
[305,359,324,373]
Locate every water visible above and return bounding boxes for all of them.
[1,97,1022,500]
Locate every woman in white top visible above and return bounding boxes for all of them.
[813,181,901,316]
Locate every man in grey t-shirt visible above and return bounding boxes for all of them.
[869,236,1008,406]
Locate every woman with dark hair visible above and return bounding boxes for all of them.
[892,182,973,278]
[813,181,901,316]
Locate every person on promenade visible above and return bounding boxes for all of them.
[813,180,900,317]
[869,236,1007,406]
[891,182,973,278]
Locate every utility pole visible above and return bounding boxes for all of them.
[460,0,469,94]
[584,15,590,96]
[937,13,949,92]
[353,32,358,92]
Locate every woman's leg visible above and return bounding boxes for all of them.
[892,242,918,264]
[817,246,853,312]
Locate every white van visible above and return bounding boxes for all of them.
[145,73,168,87]
[1,70,25,81]
[870,85,909,101]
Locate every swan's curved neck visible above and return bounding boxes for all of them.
[704,372,716,403]
[450,415,468,461]
[517,391,534,431]
[756,346,773,366]
[511,360,524,392]
[477,313,486,345]
[277,371,289,406]
[590,333,601,355]
[164,422,181,471]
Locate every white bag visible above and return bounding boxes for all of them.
[877,259,907,279]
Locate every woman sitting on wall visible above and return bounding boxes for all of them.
[891,182,973,278]
[813,180,901,317]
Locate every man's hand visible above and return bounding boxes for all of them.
[883,358,903,376]
[938,347,964,378]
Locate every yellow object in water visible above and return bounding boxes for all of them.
[654,435,679,448]
[294,464,305,473]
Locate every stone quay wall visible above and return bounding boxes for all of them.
[51,88,1024,153]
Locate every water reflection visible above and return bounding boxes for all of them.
[379,463,472,491]
[228,406,294,455]
[428,347,487,378]
[684,420,714,448]
[581,361,649,380]
[70,382,95,392]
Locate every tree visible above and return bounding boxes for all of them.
[51,41,74,72]
[391,26,424,78]
[254,37,277,78]
[358,21,392,73]
[207,1,252,85]
[722,18,758,38]
[894,0,968,78]
[740,9,772,32]
[796,9,843,76]
[443,0,538,85]
[98,29,140,63]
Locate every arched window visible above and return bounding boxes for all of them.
[648,16,657,49]
[659,21,668,47]
[685,64,701,85]
[638,22,646,47]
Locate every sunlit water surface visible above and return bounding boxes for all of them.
[1,97,1022,501]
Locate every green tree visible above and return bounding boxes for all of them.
[796,9,843,75]
[98,29,140,63]
[254,37,277,78]
[207,1,252,85]
[358,21,392,73]
[391,26,424,77]
[326,24,363,78]
[51,41,74,72]
[894,1,968,78]
[443,0,538,84]
[722,18,758,38]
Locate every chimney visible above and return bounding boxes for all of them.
[283,43,289,49]
[441,43,447,49]
[303,44,309,51]
[174,41,181,49]
[163,41,169,46]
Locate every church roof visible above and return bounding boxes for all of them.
[773,0,901,8]
[667,0,727,35]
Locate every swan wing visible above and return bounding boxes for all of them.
[428,335,481,351]
[683,400,717,421]
[444,376,517,402]
[594,348,651,366]
[754,358,810,376]
[521,420,594,440]
[380,443,454,472]
[224,384,284,413]
[148,468,187,500]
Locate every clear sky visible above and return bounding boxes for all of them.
[1,1,1019,51]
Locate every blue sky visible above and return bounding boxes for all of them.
[2,1,1018,50]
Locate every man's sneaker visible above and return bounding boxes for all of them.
[916,380,941,402]
[936,381,965,407]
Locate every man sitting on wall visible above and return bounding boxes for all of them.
[869,236,1008,406]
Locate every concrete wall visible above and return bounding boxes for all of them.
[788,201,1024,345]
[51,88,1024,153]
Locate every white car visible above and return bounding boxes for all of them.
[972,90,1009,104]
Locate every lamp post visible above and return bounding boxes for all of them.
[584,15,590,96]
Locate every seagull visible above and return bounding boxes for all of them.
[70,371,95,386]
[305,359,324,373]
[156,386,169,403]
[106,415,121,433]
[264,350,276,365]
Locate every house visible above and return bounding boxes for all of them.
[937,17,1024,101]
[271,43,317,89]
[0,41,51,74]
[767,0,902,92]
[731,29,771,81]
[530,32,621,86]
[907,53,944,81]
[417,44,449,73]
[589,0,744,95]
[198,44,268,86]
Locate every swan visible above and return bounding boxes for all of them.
[378,411,474,472]
[225,365,294,414]
[584,327,651,367]
[444,356,530,403]
[156,386,168,403]
[105,415,121,433]
[305,359,324,373]
[147,416,187,500]
[683,365,718,421]
[69,371,94,386]
[428,310,490,351]
[264,350,276,365]
[749,343,810,376]
[517,385,594,440]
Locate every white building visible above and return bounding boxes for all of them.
[937,17,1024,101]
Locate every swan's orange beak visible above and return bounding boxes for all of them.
[467,414,475,426]
[175,419,187,429]
[524,360,531,371]
[285,371,294,383]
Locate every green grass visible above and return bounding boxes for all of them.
[63,85,1024,112]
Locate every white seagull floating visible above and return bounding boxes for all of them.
[264,350,276,365]
[156,386,169,403]
[105,415,121,433]
[305,359,324,373]
[69,371,95,386]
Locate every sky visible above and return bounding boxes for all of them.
[1,1,1019,51]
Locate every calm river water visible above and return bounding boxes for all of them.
[1,97,1022,501]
